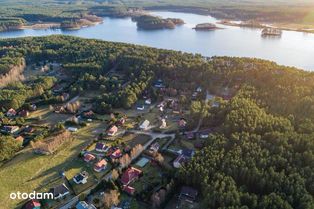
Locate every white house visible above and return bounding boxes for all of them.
[145,99,152,105]
[67,127,78,132]
[173,154,186,168]
[139,120,150,130]
[136,105,145,111]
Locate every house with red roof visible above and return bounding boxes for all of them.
[6,108,17,117]
[83,153,95,162]
[178,118,187,128]
[121,167,142,186]
[19,110,30,117]
[23,199,41,209]
[94,159,107,172]
[110,149,122,159]
[122,185,136,195]
[107,125,118,136]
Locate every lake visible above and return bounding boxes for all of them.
[1,11,314,71]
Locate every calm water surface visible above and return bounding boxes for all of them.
[1,11,314,71]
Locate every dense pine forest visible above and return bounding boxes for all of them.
[0,36,314,208]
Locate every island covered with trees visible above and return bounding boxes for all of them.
[132,15,184,30]
[0,35,314,208]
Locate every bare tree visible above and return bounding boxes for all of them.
[119,154,131,168]
[103,190,120,209]
[111,169,119,181]
[130,144,144,160]
[31,131,72,154]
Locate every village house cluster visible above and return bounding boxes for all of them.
[0,62,234,209]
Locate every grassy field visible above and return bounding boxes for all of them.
[27,106,70,126]
[0,122,102,209]
[121,133,152,147]
[131,163,163,194]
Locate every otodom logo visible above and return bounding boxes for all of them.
[10,191,54,200]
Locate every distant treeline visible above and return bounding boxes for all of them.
[0,1,314,31]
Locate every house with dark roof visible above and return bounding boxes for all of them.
[49,184,70,199]
[181,149,195,158]
[121,167,142,186]
[198,128,213,139]
[179,186,198,203]
[19,110,30,117]
[173,149,195,168]
[73,171,89,184]
[1,125,19,134]
[95,142,109,152]
[24,126,35,133]
[185,131,195,140]
[150,142,160,152]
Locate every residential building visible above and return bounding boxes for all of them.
[122,185,136,195]
[198,128,213,139]
[73,171,89,184]
[49,184,70,199]
[6,108,17,117]
[84,153,96,162]
[150,142,160,152]
[67,127,78,132]
[121,167,142,185]
[23,199,41,209]
[107,125,118,136]
[76,201,97,209]
[179,186,198,203]
[95,142,109,152]
[1,126,19,134]
[139,120,150,130]
[19,110,30,117]
[94,159,107,172]
[110,149,122,159]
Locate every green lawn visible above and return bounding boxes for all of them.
[131,163,163,194]
[0,122,102,209]
[27,106,70,126]
[121,133,152,147]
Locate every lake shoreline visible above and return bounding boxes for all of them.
[0,7,313,34]
[0,10,313,71]
[146,6,314,34]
